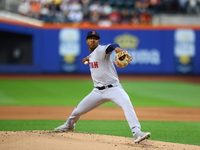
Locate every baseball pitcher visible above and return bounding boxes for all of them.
[54,30,151,143]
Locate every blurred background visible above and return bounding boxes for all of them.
[0,2,200,146]
[0,0,200,75]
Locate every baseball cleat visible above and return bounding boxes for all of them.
[134,131,151,143]
[54,124,74,132]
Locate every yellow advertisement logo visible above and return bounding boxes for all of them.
[64,55,75,64]
[114,33,139,49]
[179,56,190,65]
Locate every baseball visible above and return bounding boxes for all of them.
[84,61,89,65]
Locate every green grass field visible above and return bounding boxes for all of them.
[0,80,199,107]
[0,80,200,146]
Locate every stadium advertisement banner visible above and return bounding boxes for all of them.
[59,28,81,73]
[174,29,196,74]
[0,21,200,74]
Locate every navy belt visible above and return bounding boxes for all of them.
[96,84,113,90]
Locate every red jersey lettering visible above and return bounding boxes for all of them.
[89,62,99,68]
[93,62,98,68]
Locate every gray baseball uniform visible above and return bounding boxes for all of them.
[65,44,141,135]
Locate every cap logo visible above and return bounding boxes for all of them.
[92,31,96,35]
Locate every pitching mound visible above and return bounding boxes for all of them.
[0,131,199,150]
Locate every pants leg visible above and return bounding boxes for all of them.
[66,89,108,129]
[104,86,141,134]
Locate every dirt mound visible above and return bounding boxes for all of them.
[0,131,199,150]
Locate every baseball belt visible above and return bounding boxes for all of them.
[96,84,113,90]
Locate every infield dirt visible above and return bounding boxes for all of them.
[1,130,200,150]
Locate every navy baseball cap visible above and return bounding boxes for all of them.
[86,30,100,39]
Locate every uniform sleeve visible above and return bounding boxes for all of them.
[105,43,120,54]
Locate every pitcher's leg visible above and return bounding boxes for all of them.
[106,87,141,134]
[113,88,151,143]
[65,89,107,129]
[120,98,141,134]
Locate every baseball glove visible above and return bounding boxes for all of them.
[115,50,132,68]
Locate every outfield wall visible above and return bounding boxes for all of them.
[0,21,200,74]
